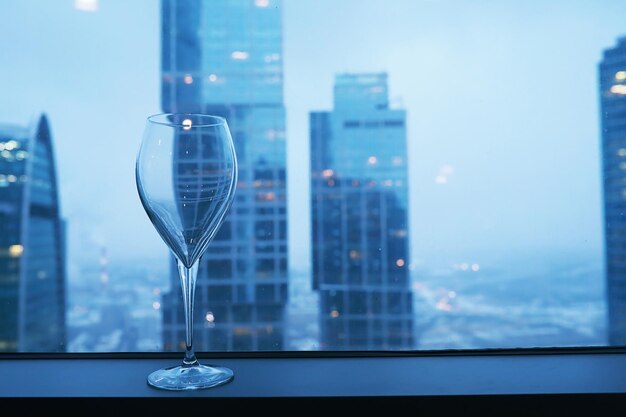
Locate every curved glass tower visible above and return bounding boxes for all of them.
[0,114,66,352]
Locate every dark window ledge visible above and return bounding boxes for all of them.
[1,347,626,413]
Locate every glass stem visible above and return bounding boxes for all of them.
[177,259,199,367]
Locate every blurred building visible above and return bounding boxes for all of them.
[600,36,626,345]
[310,73,414,349]
[160,0,288,351]
[0,114,66,352]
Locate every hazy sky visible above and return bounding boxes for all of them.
[1,0,625,277]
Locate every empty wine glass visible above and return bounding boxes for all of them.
[136,113,238,390]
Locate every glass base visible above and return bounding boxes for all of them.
[147,363,234,391]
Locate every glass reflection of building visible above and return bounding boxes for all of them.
[310,73,414,349]
[161,0,288,351]
[0,114,66,352]
[600,36,626,345]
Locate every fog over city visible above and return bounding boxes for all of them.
[2,0,622,273]
[1,0,625,351]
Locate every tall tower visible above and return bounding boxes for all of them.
[310,73,414,349]
[0,114,66,352]
[600,36,626,345]
[161,0,288,351]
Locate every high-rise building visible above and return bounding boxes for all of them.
[600,36,626,345]
[310,73,414,349]
[0,114,66,352]
[161,0,288,351]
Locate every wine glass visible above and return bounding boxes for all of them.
[136,113,238,390]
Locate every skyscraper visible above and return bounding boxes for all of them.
[161,0,288,351]
[600,36,626,345]
[310,73,414,349]
[0,114,66,352]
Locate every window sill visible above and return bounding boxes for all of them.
[1,348,625,413]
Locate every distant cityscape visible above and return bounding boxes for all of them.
[0,0,622,352]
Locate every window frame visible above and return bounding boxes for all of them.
[2,345,626,414]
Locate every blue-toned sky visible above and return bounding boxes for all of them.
[1,0,625,278]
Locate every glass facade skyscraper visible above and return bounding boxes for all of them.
[601,36,626,345]
[161,0,288,351]
[0,114,66,352]
[310,73,414,349]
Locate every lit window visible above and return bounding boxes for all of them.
[74,0,98,12]
[616,71,626,81]
[258,192,276,201]
[233,327,251,336]
[610,84,626,95]
[8,244,23,258]
[183,74,193,84]
[396,259,405,267]
[618,148,626,157]
[330,309,340,318]
[367,156,378,165]
[231,51,250,60]
[349,250,361,260]
[390,229,407,238]
[322,169,334,178]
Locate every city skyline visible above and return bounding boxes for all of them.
[0,0,624,349]
[0,1,621,276]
